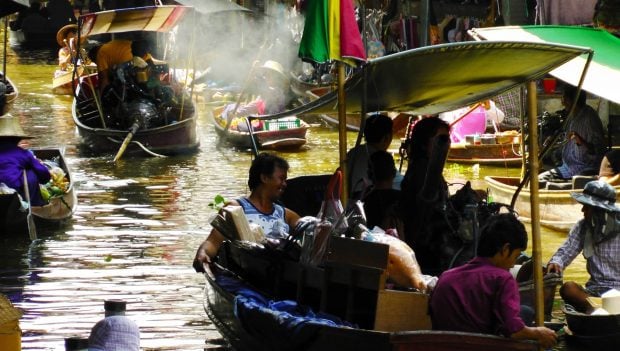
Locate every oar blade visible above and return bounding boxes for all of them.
[27,213,37,241]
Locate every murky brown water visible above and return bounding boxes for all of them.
[1,38,587,350]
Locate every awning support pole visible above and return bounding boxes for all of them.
[526,80,544,335]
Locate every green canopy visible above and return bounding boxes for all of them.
[258,40,589,119]
[470,25,620,104]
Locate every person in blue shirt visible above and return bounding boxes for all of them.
[539,85,605,182]
[0,116,51,206]
[193,152,300,272]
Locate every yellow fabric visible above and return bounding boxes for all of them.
[95,39,133,72]
[0,320,21,351]
[328,0,340,61]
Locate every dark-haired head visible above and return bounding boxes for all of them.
[563,85,587,107]
[364,114,393,144]
[408,116,450,160]
[131,40,152,58]
[248,152,289,191]
[477,213,527,257]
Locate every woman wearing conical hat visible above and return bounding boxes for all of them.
[221,60,291,131]
[56,24,78,71]
[0,115,51,206]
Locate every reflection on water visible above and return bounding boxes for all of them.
[0,40,588,350]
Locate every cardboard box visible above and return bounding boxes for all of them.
[374,289,432,332]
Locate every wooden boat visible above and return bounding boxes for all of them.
[210,105,309,150]
[564,307,620,350]
[485,176,620,232]
[52,66,97,95]
[0,73,19,115]
[202,237,538,351]
[447,142,522,166]
[70,5,199,157]
[0,147,77,235]
[289,71,333,98]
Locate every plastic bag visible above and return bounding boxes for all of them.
[363,230,428,292]
[317,169,347,235]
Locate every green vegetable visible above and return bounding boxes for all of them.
[208,194,226,212]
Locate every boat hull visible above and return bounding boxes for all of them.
[564,308,620,350]
[448,143,522,166]
[0,148,76,236]
[204,262,538,351]
[52,68,97,95]
[72,80,199,156]
[484,176,620,232]
[210,106,309,150]
[1,73,19,115]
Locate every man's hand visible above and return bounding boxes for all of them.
[569,132,583,146]
[546,263,562,275]
[535,326,558,349]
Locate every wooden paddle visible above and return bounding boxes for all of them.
[22,170,37,240]
[113,122,140,163]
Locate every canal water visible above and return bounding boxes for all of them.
[1,45,588,350]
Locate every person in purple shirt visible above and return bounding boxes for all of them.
[430,214,558,349]
[0,116,51,206]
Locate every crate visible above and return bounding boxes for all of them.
[264,119,301,131]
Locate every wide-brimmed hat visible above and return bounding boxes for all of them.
[571,180,620,212]
[258,60,288,84]
[56,24,78,47]
[0,115,33,139]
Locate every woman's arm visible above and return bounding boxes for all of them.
[192,229,225,273]
[285,208,301,229]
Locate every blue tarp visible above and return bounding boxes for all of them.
[216,274,356,350]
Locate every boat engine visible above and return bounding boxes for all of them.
[118,98,164,130]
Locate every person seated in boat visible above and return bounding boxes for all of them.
[491,86,523,132]
[430,213,558,349]
[221,60,291,132]
[346,113,397,200]
[192,153,301,272]
[599,149,620,186]
[362,150,401,234]
[546,180,620,314]
[56,24,78,72]
[0,116,51,207]
[538,85,605,183]
[95,36,164,95]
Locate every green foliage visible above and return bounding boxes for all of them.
[208,194,226,212]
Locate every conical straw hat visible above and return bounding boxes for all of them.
[0,294,23,325]
[56,24,78,47]
[0,115,33,139]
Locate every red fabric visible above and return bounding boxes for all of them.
[339,0,366,61]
